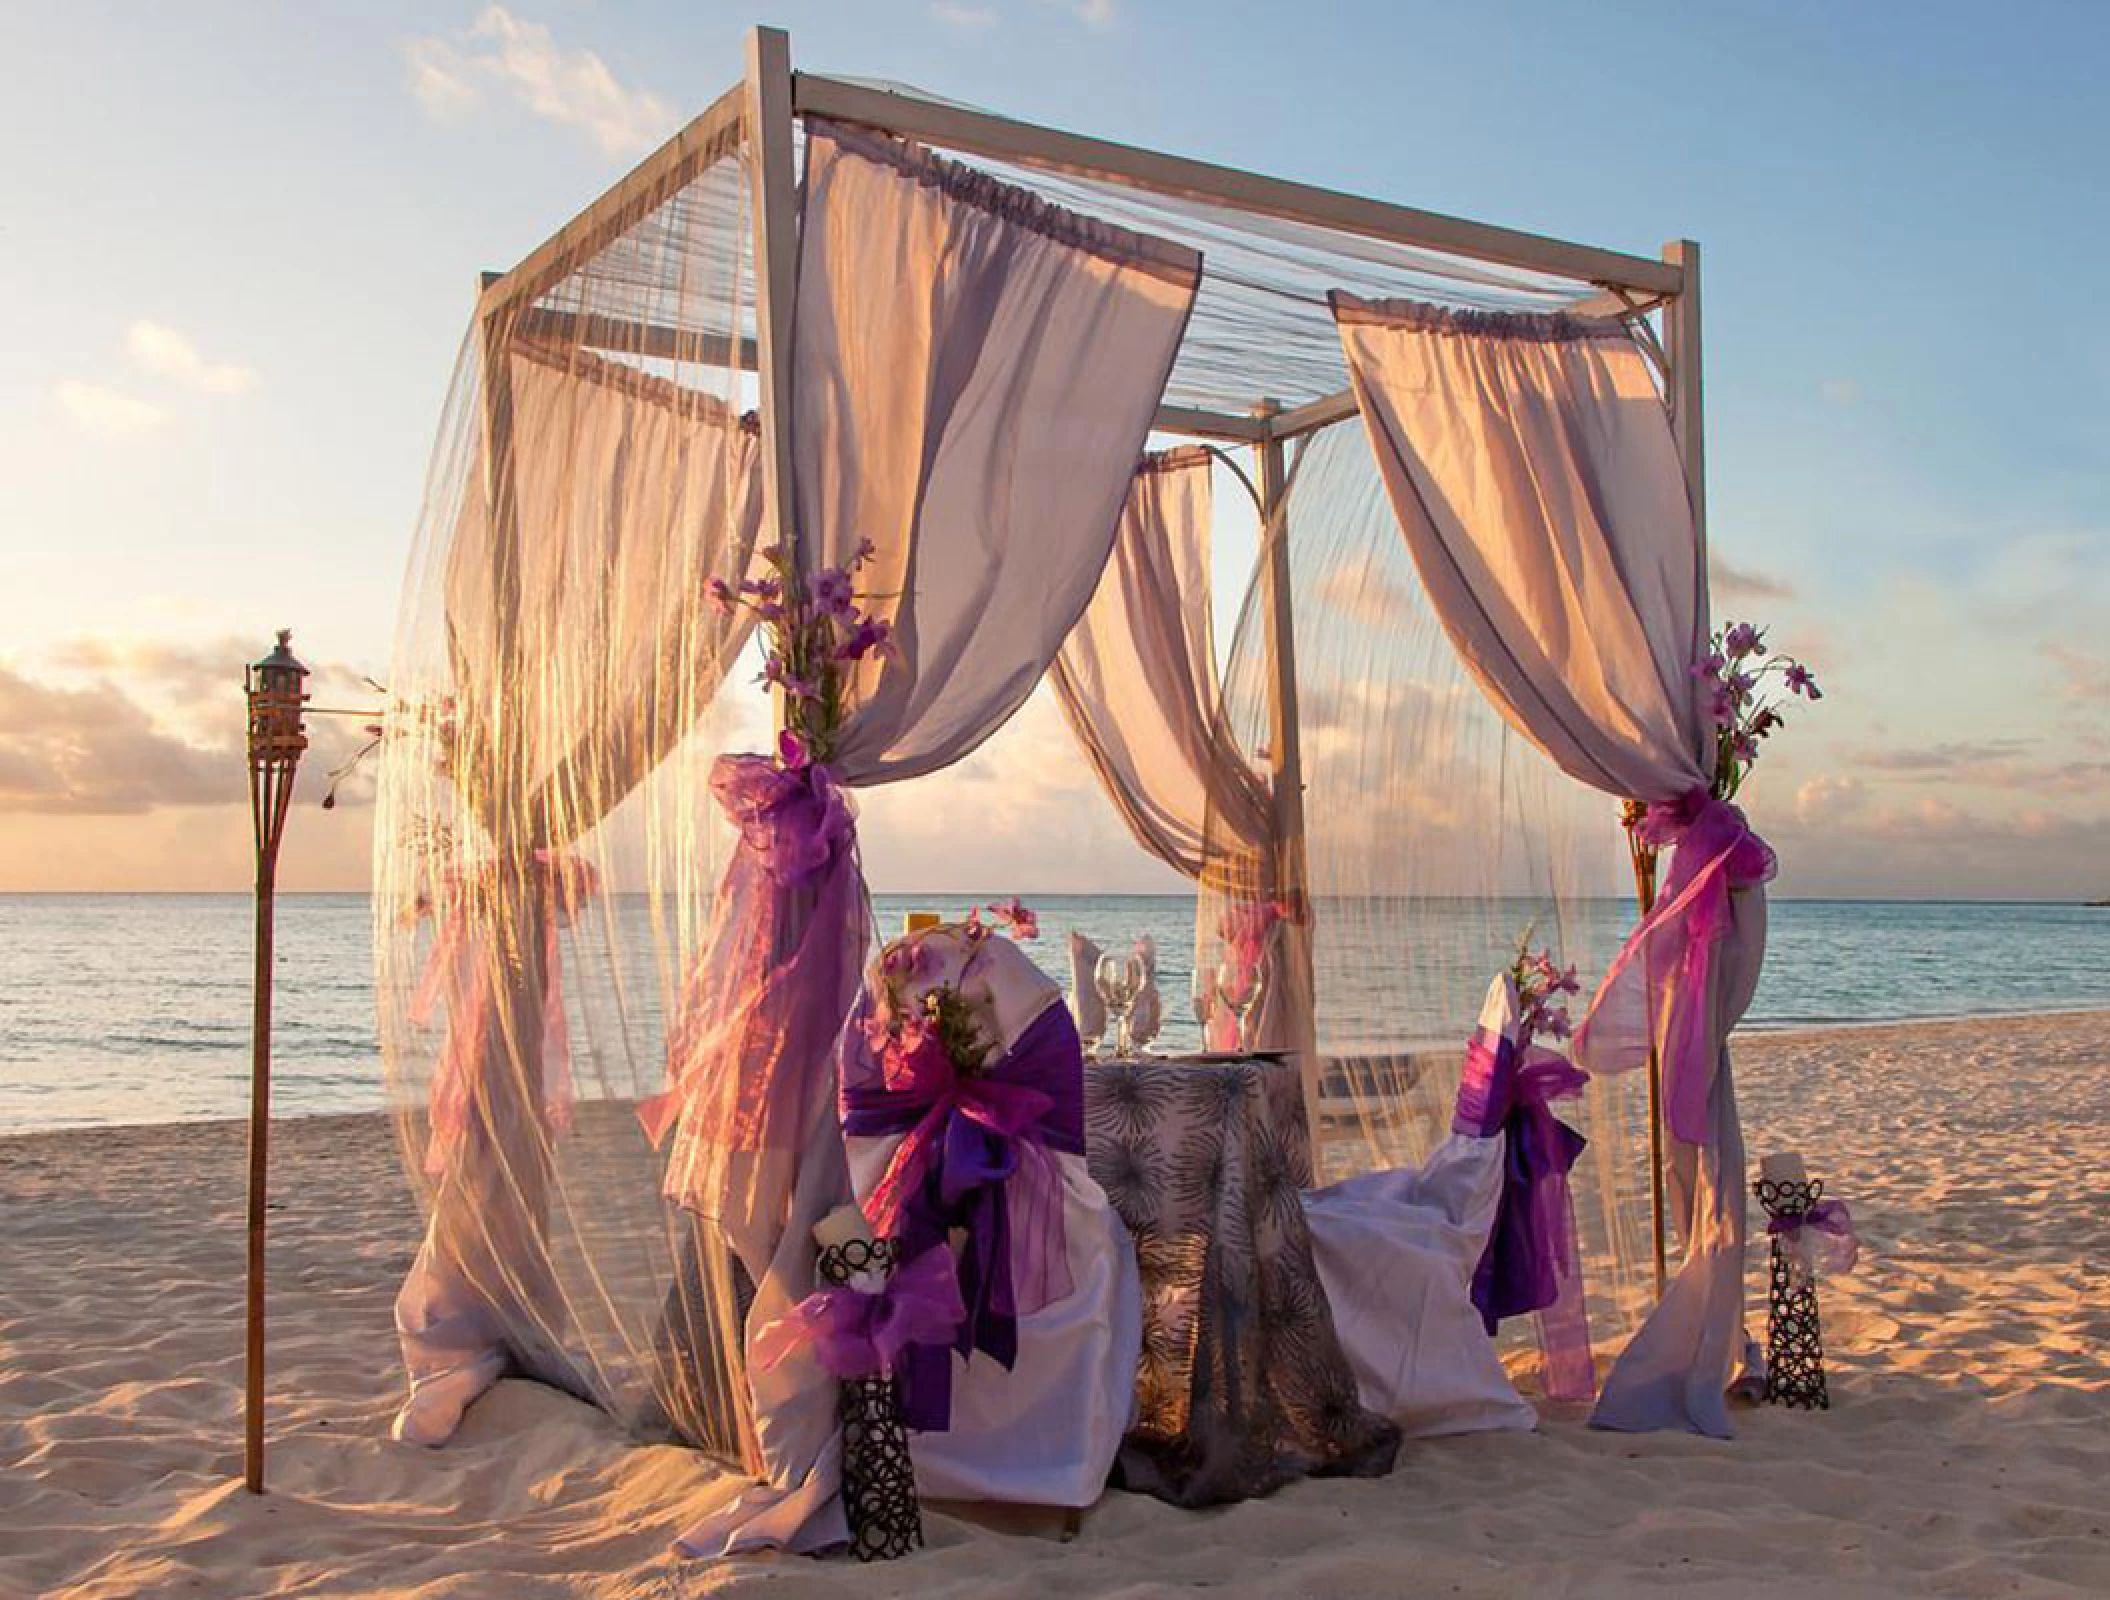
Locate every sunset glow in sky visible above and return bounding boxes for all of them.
[3,2,2106,898]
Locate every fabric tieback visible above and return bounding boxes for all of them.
[638,754,859,1154]
[1456,1028,1596,1401]
[841,1002,1086,1431]
[1766,1197,1859,1284]
[410,849,597,1177]
[1574,787,1776,1146]
[751,1245,966,1382]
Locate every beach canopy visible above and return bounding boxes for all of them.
[374,25,1763,1554]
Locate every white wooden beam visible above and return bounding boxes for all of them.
[1270,388,1358,441]
[1662,240,1708,611]
[747,27,801,590]
[793,73,1683,298]
[479,82,746,324]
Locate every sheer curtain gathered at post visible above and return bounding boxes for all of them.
[647,117,1202,1555]
[1332,292,1763,1437]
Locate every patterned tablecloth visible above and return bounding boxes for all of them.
[1083,1053,1400,1506]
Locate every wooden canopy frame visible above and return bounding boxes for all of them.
[475,23,1706,1290]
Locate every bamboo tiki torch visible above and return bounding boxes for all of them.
[244,631,308,1493]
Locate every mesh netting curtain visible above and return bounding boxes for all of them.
[1332,294,1761,1435]
[375,106,765,1464]
[1200,415,1660,1382]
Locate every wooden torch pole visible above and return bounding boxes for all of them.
[245,631,307,1494]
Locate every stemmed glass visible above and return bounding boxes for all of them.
[1214,958,1262,1052]
[1094,949,1145,1058]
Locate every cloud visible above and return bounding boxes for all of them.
[404,6,677,158]
[1793,773,1867,827]
[1858,738,2033,773]
[0,665,234,815]
[1708,553,1796,604]
[1072,0,1119,26]
[2046,643,2110,705]
[125,321,257,395]
[931,2,999,25]
[55,380,166,436]
[3,638,385,819]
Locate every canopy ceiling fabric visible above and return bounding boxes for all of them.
[823,79,1608,415]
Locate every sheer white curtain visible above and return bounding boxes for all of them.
[384,333,763,1451]
[665,120,1201,1556]
[1332,293,1757,1437]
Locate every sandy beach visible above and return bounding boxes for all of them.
[5,1010,2107,1600]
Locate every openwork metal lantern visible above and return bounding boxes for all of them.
[243,629,308,1494]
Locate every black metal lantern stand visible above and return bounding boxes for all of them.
[1754,1170,1831,1410]
[244,630,308,1492]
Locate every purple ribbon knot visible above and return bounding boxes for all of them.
[752,1245,966,1381]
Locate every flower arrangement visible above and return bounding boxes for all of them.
[1510,932,1580,1049]
[864,902,1041,1082]
[708,538,895,768]
[1691,620,1821,802]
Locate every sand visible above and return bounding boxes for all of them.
[4,1011,2108,1599]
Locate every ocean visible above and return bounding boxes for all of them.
[3,893,2108,1136]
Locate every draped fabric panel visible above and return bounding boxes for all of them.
[796,119,1203,785]
[1052,447,1272,883]
[1332,294,1759,1435]
[660,120,1201,1555]
[1331,295,1709,804]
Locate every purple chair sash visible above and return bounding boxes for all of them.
[750,1245,966,1381]
[841,1001,1085,1430]
[1456,1029,1596,1401]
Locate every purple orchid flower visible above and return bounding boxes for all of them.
[1724,622,1762,658]
[777,728,811,771]
[811,567,855,619]
[1784,662,1821,699]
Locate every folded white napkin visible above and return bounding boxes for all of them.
[1128,935,1162,1049]
[1067,930,1105,1042]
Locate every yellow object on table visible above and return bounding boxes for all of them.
[904,912,941,935]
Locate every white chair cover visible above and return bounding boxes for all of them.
[844,927,1142,1507]
[1304,973,1534,1437]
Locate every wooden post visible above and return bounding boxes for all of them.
[1642,238,1708,1300]
[1253,403,1321,1173]
[746,26,800,587]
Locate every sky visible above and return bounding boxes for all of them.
[1,0,2105,899]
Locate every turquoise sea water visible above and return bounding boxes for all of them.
[3,893,2108,1135]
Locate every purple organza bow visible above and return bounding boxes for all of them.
[639,754,863,1168]
[1456,1029,1596,1401]
[840,1002,1085,1431]
[1767,1197,1859,1280]
[750,1245,967,1381]
[411,849,596,1177]
[1573,788,1776,1146]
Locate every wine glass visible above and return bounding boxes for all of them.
[1214,957,1262,1052]
[1095,949,1143,1057]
